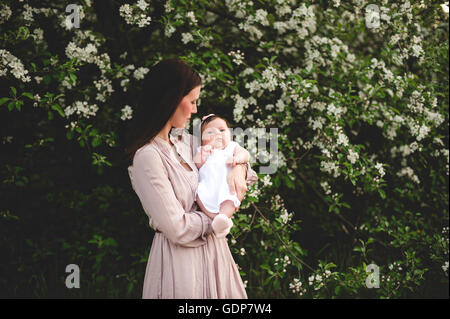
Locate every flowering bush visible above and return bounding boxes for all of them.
[0,0,448,298]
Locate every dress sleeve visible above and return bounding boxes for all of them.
[129,148,212,248]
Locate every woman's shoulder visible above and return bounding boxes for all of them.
[130,141,162,167]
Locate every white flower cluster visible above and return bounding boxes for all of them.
[289,278,306,296]
[308,270,331,291]
[274,255,291,273]
[22,4,35,23]
[442,2,449,13]
[119,2,151,28]
[113,64,136,91]
[181,32,194,44]
[260,175,272,187]
[0,49,31,82]
[273,3,316,42]
[375,162,385,178]
[308,116,326,131]
[133,67,149,80]
[409,35,425,59]
[320,180,332,195]
[64,101,99,119]
[304,36,353,73]
[320,160,341,178]
[396,166,420,184]
[336,131,349,147]
[232,94,255,123]
[0,4,12,24]
[244,65,284,99]
[165,24,176,38]
[120,105,133,121]
[66,42,98,64]
[62,34,112,99]
[442,261,449,274]
[186,11,198,25]
[228,50,245,66]
[347,149,359,164]
[271,194,293,224]
[380,274,397,285]
[94,76,114,102]
[327,103,346,120]
[442,227,449,275]
[388,261,403,272]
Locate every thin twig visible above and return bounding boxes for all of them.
[251,202,315,272]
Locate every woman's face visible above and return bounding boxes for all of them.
[170,85,201,128]
[202,118,231,149]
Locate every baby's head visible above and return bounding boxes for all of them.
[200,114,232,149]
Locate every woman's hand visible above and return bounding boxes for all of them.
[227,164,248,204]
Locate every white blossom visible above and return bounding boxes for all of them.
[0,49,31,82]
[65,101,99,119]
[0,4,12,24]
[181,32,194,44]
[347,149,359,164]
[133,67,149,80]
[121,105,133,120]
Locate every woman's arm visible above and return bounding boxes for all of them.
[130,148,212,247]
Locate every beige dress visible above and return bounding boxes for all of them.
[127,128,258,299]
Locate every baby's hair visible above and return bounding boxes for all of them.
[200,114,231,135]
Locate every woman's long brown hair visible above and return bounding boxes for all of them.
[123,58,202,165]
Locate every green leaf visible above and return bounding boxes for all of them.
[0,97,10,106]
[16,100,23,111]
[378,189,386,199]
[91,136,101,148]
[69,73,77,84]
[51,104,65,117]
[10,87,16,97]
[21,92,34,100]
[334,286,341,295]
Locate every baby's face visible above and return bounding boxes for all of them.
[202,118,231,149]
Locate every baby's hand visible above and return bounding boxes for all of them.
[200,144,213,162]
[194,145,213,168]
[201,145,212,157]
[203,144,212,153]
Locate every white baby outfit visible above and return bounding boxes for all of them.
[195,141,241,214]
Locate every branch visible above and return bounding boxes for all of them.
[251,202,315,272]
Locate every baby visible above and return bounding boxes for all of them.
[193,114,250,238]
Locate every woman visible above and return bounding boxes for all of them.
[124,58,258,298]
